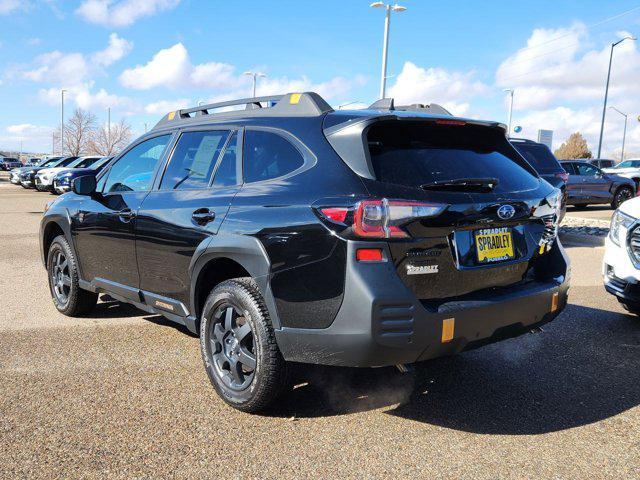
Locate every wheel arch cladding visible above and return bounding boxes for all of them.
[42,219,67,265]
[190,234,281,329]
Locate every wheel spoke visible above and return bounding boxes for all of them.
[223,307,234,331]
[237,347,256,370]
[61,275,71,287]
[229,359,243,384]
[235,322,252,342]
[209,337,220,356]
[213,323,225,342]
[60,259,68,272]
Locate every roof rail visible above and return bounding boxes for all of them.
[153,92,333,130]
[366,98,453,116]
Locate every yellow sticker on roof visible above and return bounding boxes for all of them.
[290,93,302,104]
[168,111,176,120]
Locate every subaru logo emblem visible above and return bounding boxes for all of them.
[497,205,516,220]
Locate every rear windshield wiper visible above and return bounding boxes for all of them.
[420,177,499,192]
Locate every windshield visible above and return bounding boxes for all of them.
[512,143,563,174]
[367,121,540,193]
[71,157,101,168]
[615,160,640,168]
[53,157,79,168]
[91,157,112,170]
[39,157,62,167]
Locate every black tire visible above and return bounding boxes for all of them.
[612,186,634,209]
[620,300,640,316]
[200,278,289,413]
[47,235,98,316]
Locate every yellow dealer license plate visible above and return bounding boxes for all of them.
[475,227,515,263]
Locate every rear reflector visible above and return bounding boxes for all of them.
[441,318,455,343]
[356,248,383,262]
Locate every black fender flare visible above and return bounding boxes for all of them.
[40,210,74,268]
[188,233,282,329]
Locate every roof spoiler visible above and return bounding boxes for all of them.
[367,98,452,116]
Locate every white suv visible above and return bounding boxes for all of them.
[603,159,640,187]
[604,196,640,314]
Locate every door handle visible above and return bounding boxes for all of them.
[117,209,135,221]
[192,208,216,225]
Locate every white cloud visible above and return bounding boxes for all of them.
[0,0,27,15]
[496,24,640,110]
[23,51,90,83]
[76,0,181,28]
[91,33,133,67]
[144,98,190,115]
[120,43,236,90]
[387,61,488,111]
[120,42,362,104]
[38,83,135,112]
[22,33,132,84]
[26,37,41,46]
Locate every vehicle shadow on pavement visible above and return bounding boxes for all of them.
[85,296,152,319]
[270,304,640,434]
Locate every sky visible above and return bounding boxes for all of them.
[1,0,640,158]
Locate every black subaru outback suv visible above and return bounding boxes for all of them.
[40,92,569,412]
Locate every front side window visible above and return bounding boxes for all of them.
[103,135,171,193]
[576,163,600,177]
[243,130,305,183]
[160,130,230,190]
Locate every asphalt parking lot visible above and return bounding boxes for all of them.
[1,172,639,479]
[565,205,615,222]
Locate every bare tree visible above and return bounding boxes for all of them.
[88,118,133,156]
[554,132,592,160]
[63,108,97,156]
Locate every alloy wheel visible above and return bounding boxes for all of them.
[51,250,71,305]
[616,188,633,208]
[208,303,256,391]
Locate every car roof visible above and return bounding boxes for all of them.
[151,91,507,134]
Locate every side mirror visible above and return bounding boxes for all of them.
[72,175,97,196]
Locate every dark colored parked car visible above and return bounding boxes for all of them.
[40,92,569,412]
[588,158,616,169]
[19,156,78,188]
[560,160,635,209]
[52,156,113,194]
[0,158,21,171]
[510,138,568,220]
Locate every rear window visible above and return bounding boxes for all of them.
[367,121,539,193]
[512,143,563,174]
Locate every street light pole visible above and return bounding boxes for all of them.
[243,71,266,97]
[60,89,66,156]
[597,36,636,158]
[608,106,628,161]
[371,2,407,99]
[503,88,514,138]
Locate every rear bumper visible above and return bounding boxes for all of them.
[276,240,570,367]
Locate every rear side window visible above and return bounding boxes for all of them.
[367,121,539,193]
[561,163,576,175]
[212,131,240,187]
[513,143,562,174]
[243,130,304,183]
[104,135,171,193]
[161,130,230,190]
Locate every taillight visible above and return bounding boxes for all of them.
[555,172,569,183]
[350,199,445,239]
[318,199,446,239]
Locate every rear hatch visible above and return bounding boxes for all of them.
[324,114,559,304]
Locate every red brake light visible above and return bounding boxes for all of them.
[435,119,466,126]
[319,207,348,224]
[555,172,569,183]
[356,248,384,262]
